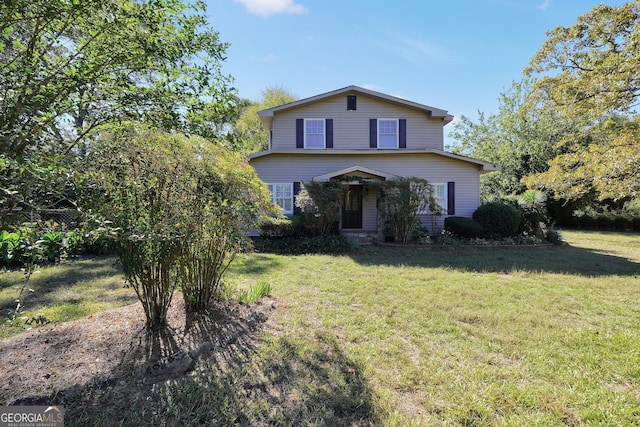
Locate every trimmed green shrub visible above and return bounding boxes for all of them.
[253,235,356,255]
[444,216,484,238]
[258,215,296,237]
[473,202,521,238]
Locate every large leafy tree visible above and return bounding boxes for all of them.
[0,0,238,222]
[524,1,640,201]
[449,78,570,198]
[231,86,296,154]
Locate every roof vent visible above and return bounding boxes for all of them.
[347,95,357,111]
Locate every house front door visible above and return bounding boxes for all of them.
[342,185,362,229]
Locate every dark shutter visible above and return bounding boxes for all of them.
[347,95,357,111]
[296,119,303,148]
[399,119,407,148]
[369,119,377,148]
[293,181,301,215]
[326,119,333,148]
[447,182,455,215]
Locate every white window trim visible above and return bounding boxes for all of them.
[304,118,326,149]
[377,118,399,149]
[431,183,448,213]
[418,183,448,214]
[268,183,294,215]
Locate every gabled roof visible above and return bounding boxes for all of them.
[313,165,398,182]
[257,85,454,130]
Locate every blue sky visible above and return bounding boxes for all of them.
[204,0,627,144]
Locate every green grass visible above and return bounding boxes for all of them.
[3,231,640,425]
[237,278,272,305]
[0,256,137,338]
[220,230,640,425]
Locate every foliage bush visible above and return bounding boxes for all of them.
[258,215,297,237]
[563,205,640,232]
[0,230,22,266]
[517,190,547,235]
[83,126,274,326]
[544,227,563,245]
[553,196,640,232]
[295,180,342,236]
[0,226,83,267]
[379,177,436,244]
[253,235,356,255]
[472,202,521,238]
[444,216,484,238]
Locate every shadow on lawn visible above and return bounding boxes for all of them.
[0,256,132,313]
[59,300,378,426]
[351,244,640,277]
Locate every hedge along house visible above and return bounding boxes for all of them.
[248,86,498,237]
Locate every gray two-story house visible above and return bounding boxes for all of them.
[249,85,497,235]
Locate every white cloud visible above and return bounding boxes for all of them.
[380,32,457,67]
[538,0,551,11]
[396,35,451,65]
[234,0,307,17]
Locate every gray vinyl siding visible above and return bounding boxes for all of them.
[361,188,378,231]
[271,93,444,151]
[250,153,481,222]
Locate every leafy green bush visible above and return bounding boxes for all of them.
[569,210,640,231]
[258,215,296,237]
[253,235,356,255]
[444,216,484,238]
[0,228,85,266]
[379,177,436,244]
[64,231,84,255]
[0,230,22,266]
[517,190,547,235]
[82,127,275,325]
[296,180,341,236]
[473,202,521,238]
[40,231,65,262]
[544,227,563,245]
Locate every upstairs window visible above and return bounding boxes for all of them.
[378,119,398,149]
[304,119,325,149]
[268,183,293,214]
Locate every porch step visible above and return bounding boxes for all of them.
[342,231,378,246]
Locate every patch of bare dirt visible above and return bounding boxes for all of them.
[0,292,279,405]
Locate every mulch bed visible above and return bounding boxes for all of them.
[0,293,278,406]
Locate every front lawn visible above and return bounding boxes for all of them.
[221,230,640,425]
[1,231,639,425]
